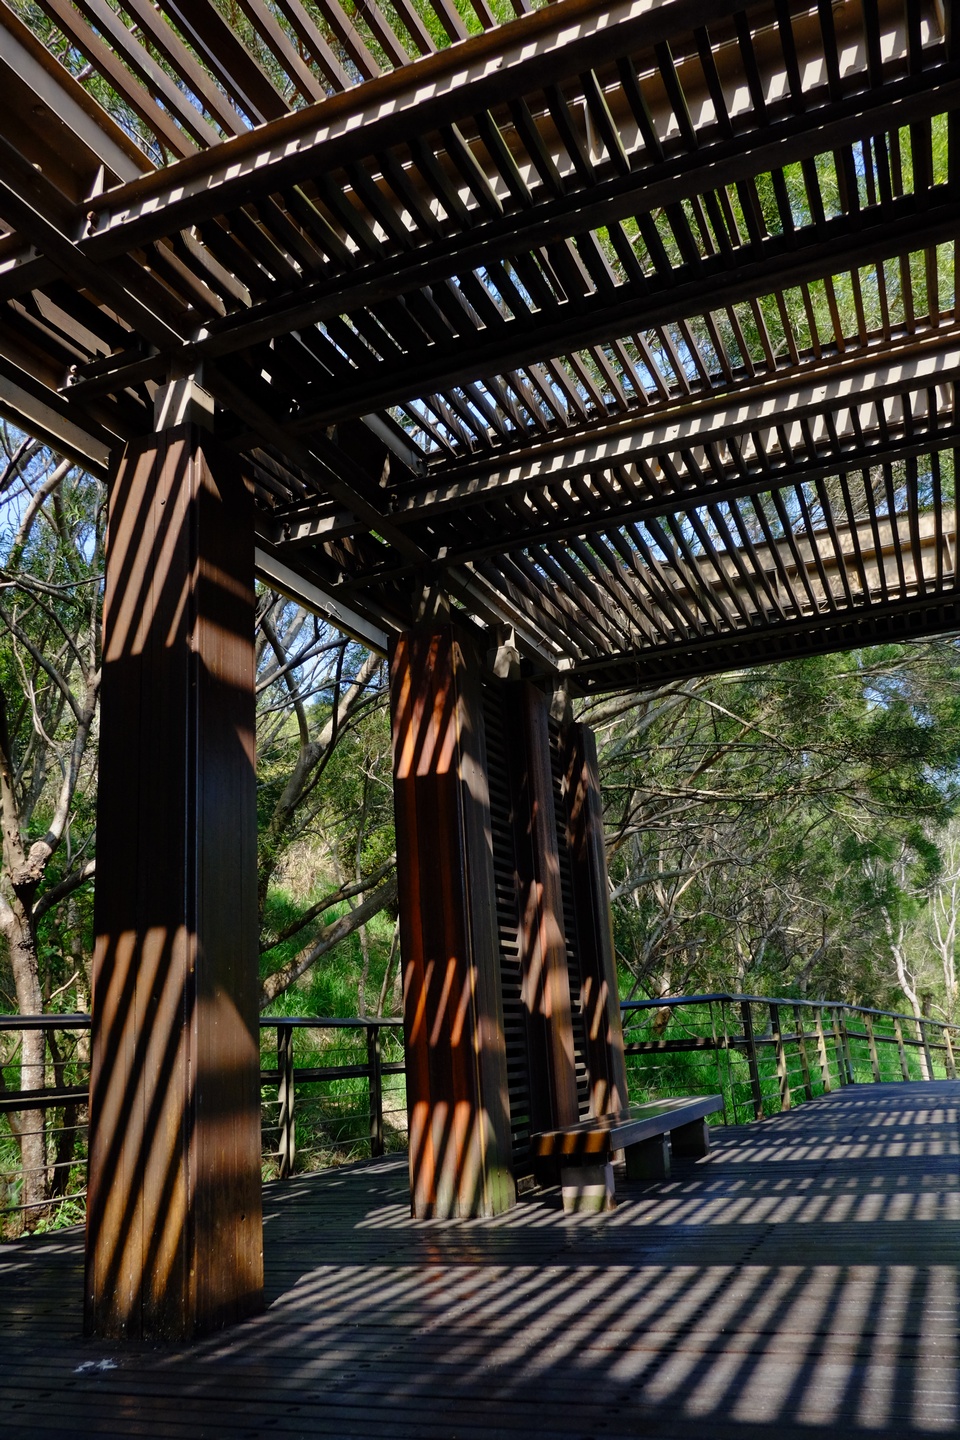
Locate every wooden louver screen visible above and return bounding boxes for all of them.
[549,713,593,1122]
[481,680,535,1169]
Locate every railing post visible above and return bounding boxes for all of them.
[770,1003,790,1111]
[832,1010,850,1085]
[944,1025,957,1080]
[840,1008,856,1083]
[815,1008,832,1093]
[918,1014,935,1081]
[277,1022,296,1180]
[795,1007,813,1102]
[367,1023,384,1159]
[864,1014,882,1083]
[741,1001,764,1120]
[720,1001,733,1124]
[894,1017,911,1080]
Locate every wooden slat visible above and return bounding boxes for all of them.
[6,1084,960,1438]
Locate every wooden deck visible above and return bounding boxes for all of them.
[2,1082,959,1439]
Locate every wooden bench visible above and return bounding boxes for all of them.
[532,1094,724,1213]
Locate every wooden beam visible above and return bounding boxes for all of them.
[254,542,391,651]
[0,4,148,190]
[0,354,113,472]
[0,135,183,349]
[51,62,958,385]
[285,197,960,430]
[84,403,263,1340]
[571,586,960,690]
[395,337,960,520]
[76,0,764,247]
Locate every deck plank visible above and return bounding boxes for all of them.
[2,1082,959,1439]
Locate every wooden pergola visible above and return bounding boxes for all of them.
[1,0,957,1341]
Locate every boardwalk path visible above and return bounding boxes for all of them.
[2,1082,959,1438]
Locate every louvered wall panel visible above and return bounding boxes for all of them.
[481,682,534,1169]
[549,714,592,1121]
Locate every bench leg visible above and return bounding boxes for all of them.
[671,1117,711,1158]
[625,1134,671,1181]
[560,1160,616,1214]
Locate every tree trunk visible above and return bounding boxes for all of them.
[882,907,931,1081]
[5,898,50,1228]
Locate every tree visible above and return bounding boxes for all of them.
[254,594,397,1009]
[0,429,103,1222]
[589,640,960,1011]
[925,818,960,1021]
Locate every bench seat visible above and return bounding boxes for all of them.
[532,1094,724,1213]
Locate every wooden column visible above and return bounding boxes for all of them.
[507,682,581,1137]
[562,722,629,1118]
[390,626,515,1219]
[85,392,263,1340]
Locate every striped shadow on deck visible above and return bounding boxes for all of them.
[1,1082,958,1439]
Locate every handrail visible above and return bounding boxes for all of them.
[3,995,958,1230]
[619,992,958,1126]
[0,1013,407,1225]
[621,993,959,1032]
[0,1013,403,1029]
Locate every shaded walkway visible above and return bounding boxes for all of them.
[2,1082,959,1438]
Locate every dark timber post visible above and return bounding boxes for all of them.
[864,1015,882,1083]
[795,1007,814,1102]
[85,377,263,1340]
[562,722,628,1117]
[390,625,515,1218]
[770,1003,791,1111]
[367,1024,384,1159]
[741,1001,764,1120]
[277,1022,296,1179]
[839,1008,856,1083]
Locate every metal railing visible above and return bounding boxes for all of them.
[620,994,959,1125]
[3,993,958,1233]
[0,1013,406,1235]
[259,1016,406,1179]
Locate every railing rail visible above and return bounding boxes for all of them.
[3,993,958,1232]
[620,993,959,1126]
[0,1013,405,1232]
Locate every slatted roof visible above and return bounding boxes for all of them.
[1,0,958,691]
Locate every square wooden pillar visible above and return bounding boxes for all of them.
[390,626,515,1218]
[563,723,629,1118]
[85,401,263,1340]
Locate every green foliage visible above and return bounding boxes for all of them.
[596,639,960,1010]
[261,896,397,1016]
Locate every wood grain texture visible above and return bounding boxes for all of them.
[4,1083,960,1437]
[562,721,630,1117]
[389,626,514,1218]
[85,423,263,1341]
[511,682,581,1135]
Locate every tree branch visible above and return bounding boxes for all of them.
[259,855,396,954]
[33,858,97,924]
[259,874,397,1008]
